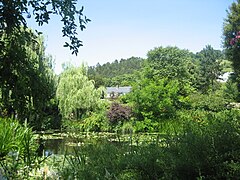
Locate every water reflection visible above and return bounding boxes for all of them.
[39,135,82,156]
[44,138,65,155]
[37,137,44,156]
[38,132,137,156]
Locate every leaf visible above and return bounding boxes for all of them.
[80,25,86,31]
[45,1,51,6]
[64,42,69,47]
[86,18,91,23]
[80,6,84,13]
[85,16,91,23]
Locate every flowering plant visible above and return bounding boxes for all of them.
[230,31,240,46]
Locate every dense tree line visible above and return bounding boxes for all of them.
[88,57,144,87]
[89,57,143,78]
[87,46,226,91]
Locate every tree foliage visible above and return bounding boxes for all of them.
[195,45,223,92]
[0,0,90,54]
[0,0,86,129]
[89,57,143,78]
[107,102,132,125]
[88,57,143,87]
[56,65,104,120]
[146,46,192,81]
[0,29,57,129]
[223,0,240,95]
[127,77,190,122]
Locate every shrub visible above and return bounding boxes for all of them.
[107,102,132,125]
[83,111,109,132]
[62,100,110,132]
[121,120,134,134]
[165,109,240,179]
[223,80,239,101]
[188,91,227,112]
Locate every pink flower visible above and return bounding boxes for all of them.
[230,38,236,45]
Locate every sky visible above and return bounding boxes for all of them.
[28,0,234,74]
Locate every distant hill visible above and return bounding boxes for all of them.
[88,57,144,87]
[88,57,144,78]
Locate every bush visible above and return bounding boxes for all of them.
[62,118,85,133]
[165,109,240,179]
[223,80,239,101]
[83,111,109,132]
[62,100,110,132]
[107,102,132,126]
[188,91,227,112]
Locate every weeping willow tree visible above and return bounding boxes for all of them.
[56,65,105,120]
[0,28,57,129]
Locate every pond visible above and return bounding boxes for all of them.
[37,132,163,156]
[37,132,81,156]
[32,132,167,179]
[37,132,121,156]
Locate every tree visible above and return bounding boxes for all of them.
[146,46,192,81]
[223,0,240,96]
[56,65,104,120]
[0,0,90,55]
[144,46,195,98]
[89,57,143,78]
[0,0,88,128]
[127,77,189,123]
[0,28,57,130]
[88,57,144,87]
[195,45,223,92]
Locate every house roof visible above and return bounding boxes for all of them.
[218,72,232,82]
[106,86,132,94]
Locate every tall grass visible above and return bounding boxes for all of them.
[0,118,44,179]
